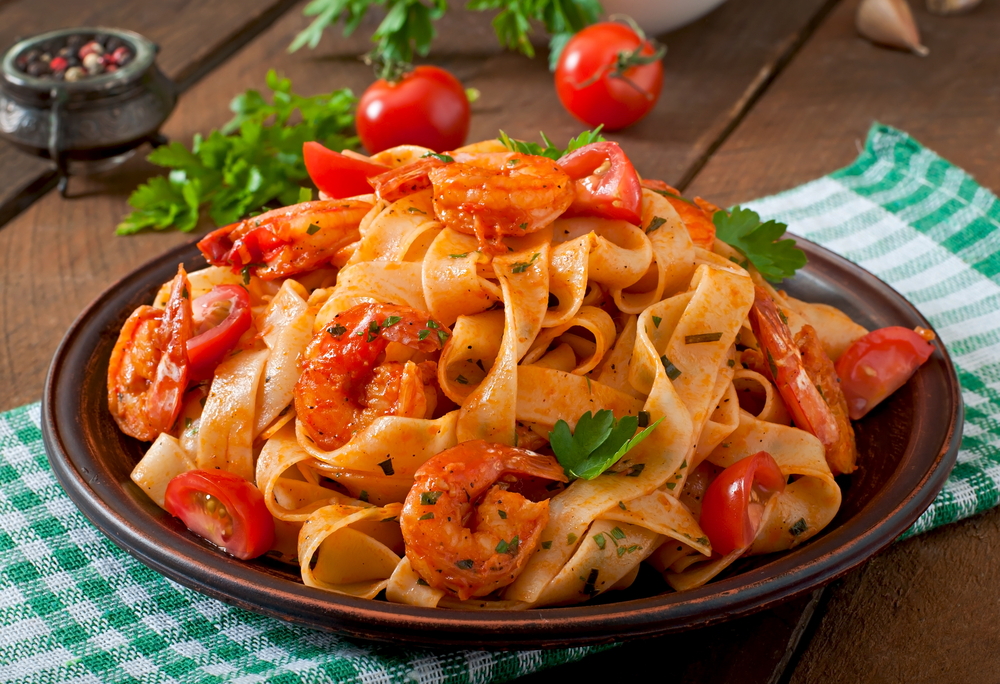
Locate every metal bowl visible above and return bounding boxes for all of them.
[0,27,176,194]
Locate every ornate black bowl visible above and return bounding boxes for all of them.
[0,27,176,195]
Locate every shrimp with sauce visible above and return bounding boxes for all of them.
[747,287,858,474]
[641,179,717,249]
[429,152,574,253]
[400,440,568,600]
[108,266,192,441]
[294,303,450,451]
[198,199,374,280]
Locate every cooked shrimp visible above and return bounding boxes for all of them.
[429,152,574,253]
[400,440,568,600]
[294,303,450,451]
[108,266,192,441]
[198,199,373,280]
[796,324,859,475]
[747,286,841,451]
[641,179,716,249]
[369,157,446,203]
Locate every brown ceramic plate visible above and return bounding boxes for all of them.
[42,236,962,648]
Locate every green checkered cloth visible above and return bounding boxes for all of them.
[2,122,998,681]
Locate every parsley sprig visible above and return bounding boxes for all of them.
[549,409,664,480]
[117,71,357,235]
[290,0,603,74]
[498,127,605,160]
[713,207,806,282]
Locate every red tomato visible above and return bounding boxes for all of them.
[186,285,252,382]
[699,451,786,555]
[356,66,470,154]
[835,326,936,420]
[557,142,643,224]
[164,469,275,560]
[303,142,388,199]
[555,22,664,131]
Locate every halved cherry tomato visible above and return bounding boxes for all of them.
[699,451,786,555]
[303,142,388,199]
[835,326,936,420]
[164,469,275,560]
[356,65,470,154]
[557,142,642,224]
[185,285,252,382]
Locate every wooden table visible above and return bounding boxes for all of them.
[2,0,997,680]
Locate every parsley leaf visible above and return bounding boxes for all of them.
[549,409,665,480]
[713,207,807,282]
[498,127,605,161]
[117,70,357,235]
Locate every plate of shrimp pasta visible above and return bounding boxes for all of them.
[42,133,962,646]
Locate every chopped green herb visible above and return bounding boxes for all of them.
[416,578,429,586]
[625,463,645,477]
[586,377,592,394]
[306,223,322,235]
[519,222,528,230]
[694,536,710,546]
[618,501,627,510]
[407,206,426,214]
[420,491,442,505]
[419,512,434,520]
[542,541,553,549]
[665,481,676,490]
[593,533,606,550]
[298,187,313,203]
[637,410,650,428]
[455,559,474,570]
[511,252,541,274]
[727,358,736,367]
[646,216,666,234]
[790,518,808,536]
[567,533,578,545]
[778,309,789,325]
[456,375,469,385]
[498,510,507,519]
[766,349,778,379]
[449,252,469,259]
[610,527,626,540]
[685,332,723,344]
[383,315,401,328]
[328,324,347,337]
[660,355,682,380]
[377,458,394,476]
[495,539,510,554]
[359,490,369,502]
[652,316,662,328]
[423,152,455,163]
[418,329,430,341]
[549,409,664,480]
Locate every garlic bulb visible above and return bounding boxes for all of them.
[856,0,929,56]
[926,0,980,15]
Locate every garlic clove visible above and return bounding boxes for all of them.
[856,0,930,56]
[926,0,981,15]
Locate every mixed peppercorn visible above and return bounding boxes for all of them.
[14,33,134,82]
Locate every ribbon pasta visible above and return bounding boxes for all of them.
[124,141,864,611]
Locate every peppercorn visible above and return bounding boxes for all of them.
[82,52,103,74]
[79,41,104,59]
[64,66,86,82]
[26,61,49,77]
[49,56,68,71]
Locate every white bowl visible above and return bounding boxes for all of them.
[601,0,729,36]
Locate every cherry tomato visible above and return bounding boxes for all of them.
[164,469,275,560]
[835,326,936,420]
[185,285,252,382]
[303,142,388,199]
[557,142,643,224]
[555,22,664,131]
[356,66,470,154]
[699,451,786,555]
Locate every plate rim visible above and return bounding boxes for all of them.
[41,235,964,648]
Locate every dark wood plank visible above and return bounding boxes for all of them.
[0,0,302,227]
[683,1,1000,682]
[686,0,1000,207]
